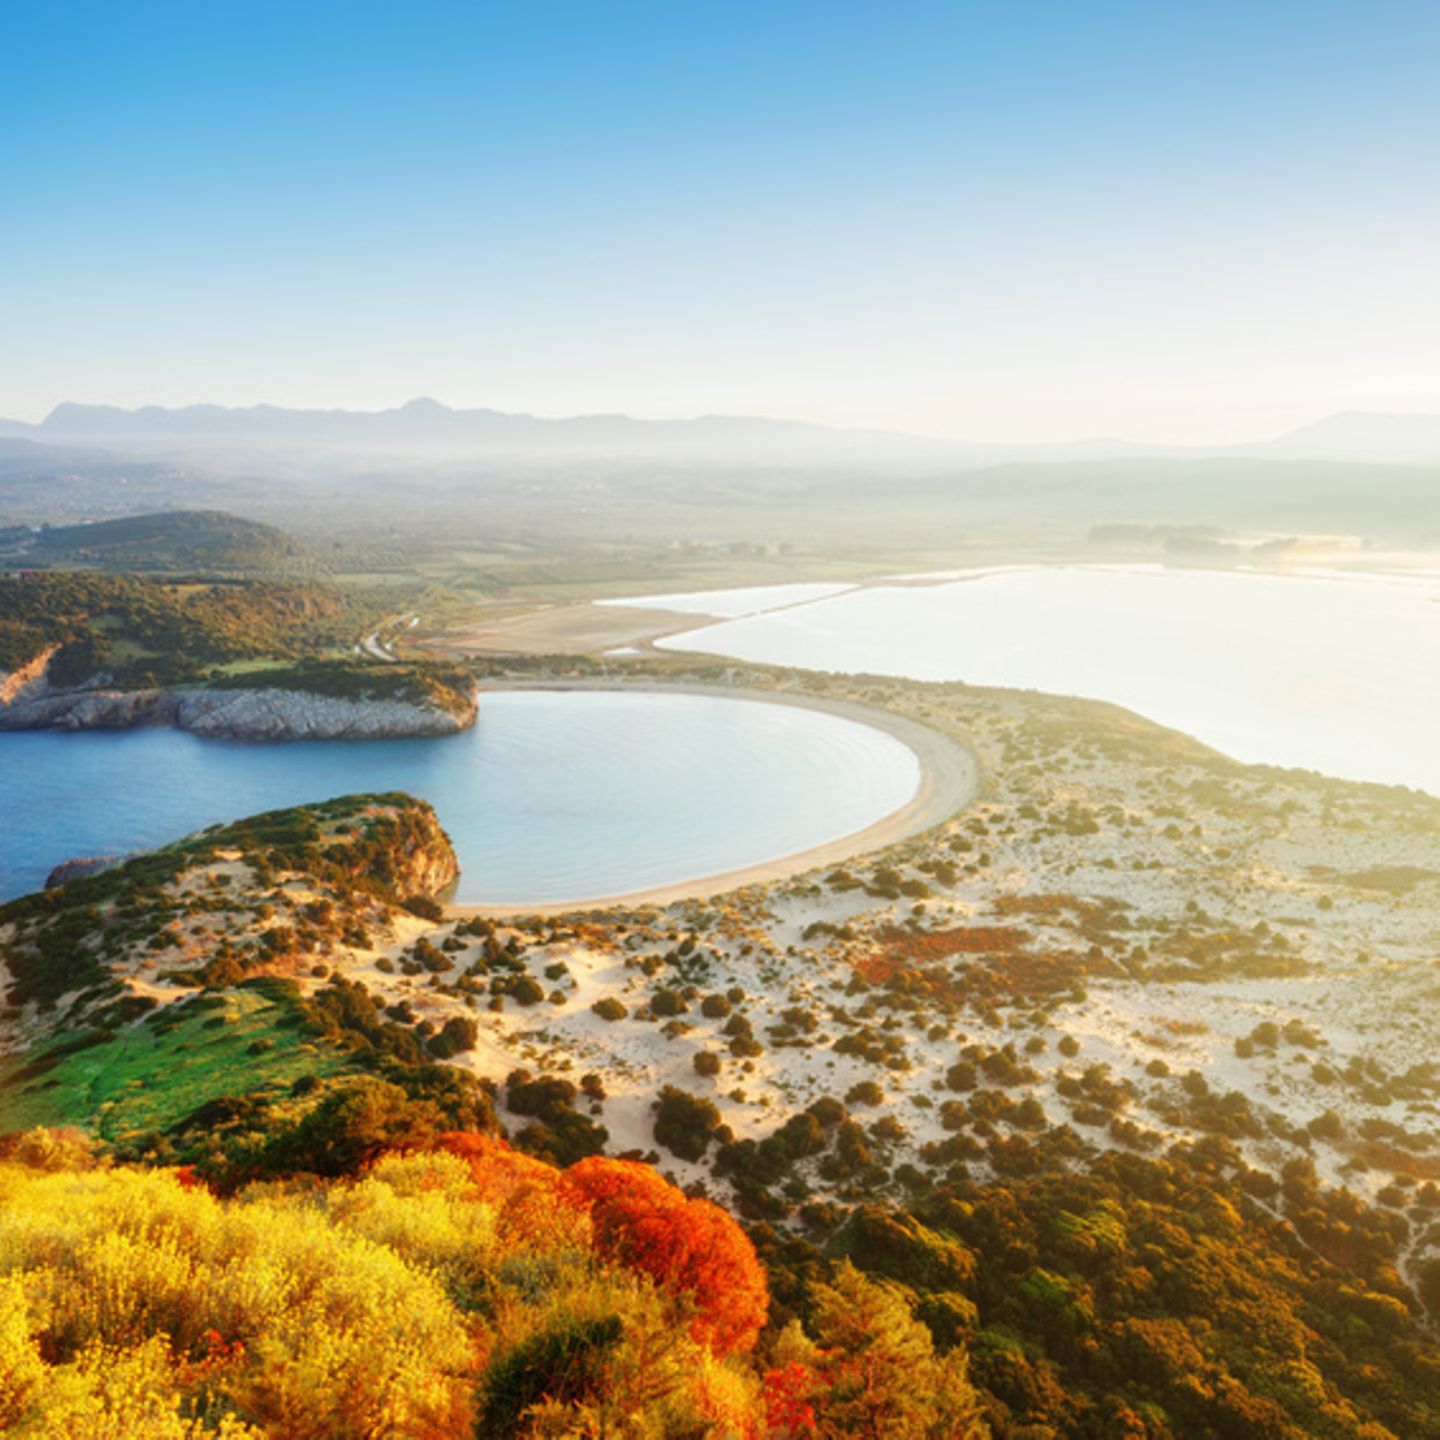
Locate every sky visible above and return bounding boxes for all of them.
[2,0,1438,443]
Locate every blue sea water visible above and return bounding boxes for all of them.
[0,690,920,905]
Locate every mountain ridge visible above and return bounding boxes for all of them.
[1,397,1438,465]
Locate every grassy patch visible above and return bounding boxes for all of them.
[0,984,347,1142]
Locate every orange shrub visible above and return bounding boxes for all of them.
[563,1157,769,1355]
[432,1131,588,1248]
[875,924,1028,956]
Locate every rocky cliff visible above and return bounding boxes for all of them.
[4,794,460,1014]
[0,663,477,740]
[0,647,59,706]
[43,854,133,889]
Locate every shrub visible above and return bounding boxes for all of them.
[477,1313,623,1438]
[564,1157,769,1354]
[428,1015,479,1059]
[653,1086,721,1162]
[511,976,544,1006]
[0,1158,474,1437]
[651,987,687,1018]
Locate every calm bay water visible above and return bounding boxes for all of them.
[0,690,920,904]
[649,566,1440,796]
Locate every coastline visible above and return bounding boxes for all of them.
[444,679,981,917]
[0,681,478,742]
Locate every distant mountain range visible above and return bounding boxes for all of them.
[2,398,1440,467]
[0,398,947,464]
[2,397,1439,467]
[1248,411,1440,465]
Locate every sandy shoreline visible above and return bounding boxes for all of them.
[444,680,981,917]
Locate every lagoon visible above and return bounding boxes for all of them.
[0,690,921,905]
[648,565,1440,796]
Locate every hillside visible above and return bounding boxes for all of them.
[0,570,347,686]
[0,570,475,734]
[5,662,1440,1434]
[23,509,312,576]
[0,793,979,1437]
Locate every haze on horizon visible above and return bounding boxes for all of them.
[4,1,1439,445]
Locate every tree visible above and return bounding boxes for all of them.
[1420,1256,1440,1318]
[782,1261,989,1438]
[433,1131,584,1248]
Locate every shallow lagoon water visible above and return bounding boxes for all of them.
[650,565,1440,796]
[0,690,920,904]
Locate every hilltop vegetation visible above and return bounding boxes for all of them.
[0,1135,990,1439]
[0,1134,967,1440]
[206,658,478,717]
[0,570,474,720]
[0,792,458,1008]
[0,570,347,684]
[23,510,312,576]
[0,795,504,1196]
[755,1145,1440,1438]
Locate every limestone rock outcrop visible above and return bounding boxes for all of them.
[0,658,477,741]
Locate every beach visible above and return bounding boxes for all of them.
[445,679,982,916]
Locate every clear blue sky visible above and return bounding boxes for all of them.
[3,1,1437,440]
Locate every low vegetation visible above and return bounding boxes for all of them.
[3,656,1440,1437]
[0,1133,988,1439]
[25,509,311,576]
[0,570,348,685]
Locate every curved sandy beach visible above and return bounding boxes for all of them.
[445,680,981,917]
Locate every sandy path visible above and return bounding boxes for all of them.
[445,680,981,917]
[423,603,721,658]
[359,631,396,662]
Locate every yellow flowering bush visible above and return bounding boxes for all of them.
[0,1148,767,1438]
[1,1160,478,1437]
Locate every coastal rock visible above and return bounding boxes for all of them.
[44,854,134,888]
[0,646,59,706]
[0,687,180,731]
[173,687,473,740]
[0,664,477,741]
[381,808,461,898]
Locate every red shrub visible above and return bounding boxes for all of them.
[763,1361,820,1436]
[564,1157,769,1354]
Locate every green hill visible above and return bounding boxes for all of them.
[0,793,472,1152]
[28,509,312,576]
[0,570,349,685]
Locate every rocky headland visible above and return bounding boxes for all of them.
[43,854,135,889]
[0,655,477,741]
